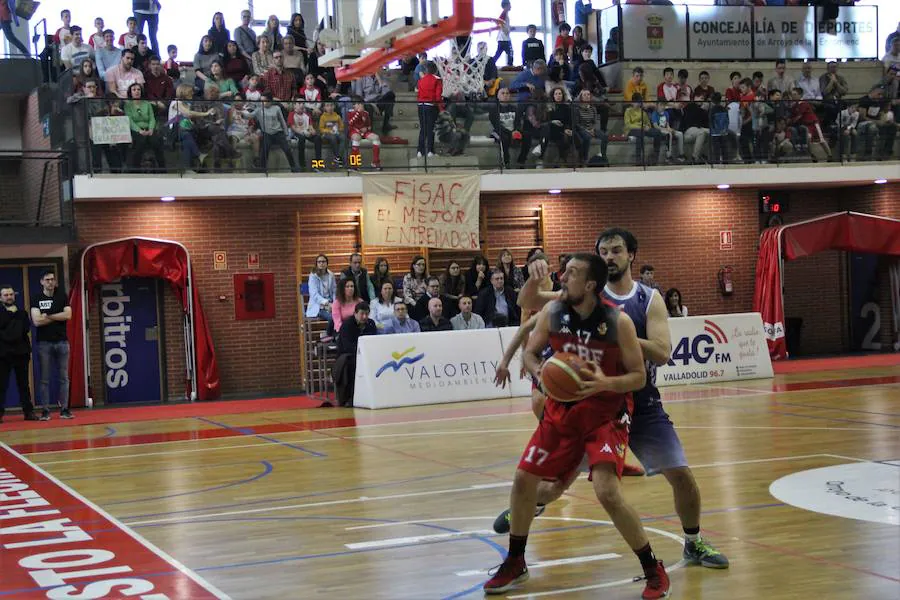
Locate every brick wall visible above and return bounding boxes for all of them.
[20,91,63,226]
[73,183,899,400]
[0,160,25,222]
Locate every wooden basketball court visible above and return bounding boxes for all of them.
[1,364,898,599]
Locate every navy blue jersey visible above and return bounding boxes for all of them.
[602,281,660,407]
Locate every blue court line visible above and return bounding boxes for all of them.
[103,461,273,506]
[710,402,900,429]
[442,582,486,600]
[772,400,900,418]
[100,426,117,438]
[193,416,327,457]
[63,457,287,481]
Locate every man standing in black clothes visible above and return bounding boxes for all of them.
[1,285,38,423]
[29,271,73,421]
[333,302,377,406]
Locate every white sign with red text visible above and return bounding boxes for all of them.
[0,442,229,600]
[656,312,773,387]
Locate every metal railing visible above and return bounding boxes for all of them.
[0,150,72,227]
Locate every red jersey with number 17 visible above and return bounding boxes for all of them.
[546,299,631,421]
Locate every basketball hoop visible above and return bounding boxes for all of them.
[434,17,502,98]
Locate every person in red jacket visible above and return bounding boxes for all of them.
[347,96,382,170]
[789,86,819,150]
[416,61,443,157]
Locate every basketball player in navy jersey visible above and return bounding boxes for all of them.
[493,228,729,570]
[483,253,670,598]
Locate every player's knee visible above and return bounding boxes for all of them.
[664,466,695,490]
[594,482,624,509]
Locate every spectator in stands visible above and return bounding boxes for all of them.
[61,27,95,70]
[261,15,284,51]
[289,101,322,172]
[624,93,660,165]
[624,67,648,104]
[465,255,489,297]
[132,34,152,73]
[751,71,766,96]
[547,86,574,164]
[193,36,222,93]
[306,254,335,322]
[555,22,574,61]
[420,297,453,332]
[235,10,257,59]
[251,35,275,77]
[665,288,687,317]
[522,24,545,68]
[334,302,376,406]
[550,254,569,290]
[54,9,73,46]
[496,249,525,291]
[767,60,795,95]
[440,261,465,301]
[574,61,608,126]
[639,265,659,290]
[819,61,849,125]
[371,258,392,293]
[771,118,794,161]
[143,56,174,108]
[573,90,604,165]
[571,44,598,84]
[124,83,166,172]
[676,69,692,102]
[208,12,230,55]
[494,1,513,67]
[451,296,485,330]
[652,101,684,163]
[88,17,105,49]
[492,87,516,168]
[76,81,122,172]
[737,77,756,161]
[95,30,120,78]
[725,71,742,102]
[416,61,442,158]
[370,281,397,330]
[228,100,260,159]
[475,269,520,327]
[789,86,820,153]
[287,13,309,56]
[837,103,859,160]
[511,59,548,103]
[133,0,160,55]
[547,48,573,93]
[517,87,549,167]
[71,59,102,96]
[282,36,306,80]
[434,109,469,156]
[797,63,821,100]
[348,96,382,169]
[382,299,420,334]
[164,45,180,79]
[709,91,736,163]
[318,100,344,167]
[342,253,375,302]
[403,255,429,308]
[171,83,212,172]
[857,86,896,161]
[332,278,360,333]
[223,41,250,86]
[682,94,710,164]
[477,41,500,97]
[883,37,900,99]
[353,69,397,133]
[412,51,429,88]
[694,70,714,100]
[106,48,145,99]
[571,25,588,58]
[656,67,678,103]
[262,50,295,101]
[119,17,139,50]
[887,21,900,53]
[245,90,300,172]
[196,84,238,170]
[413,277,456,322]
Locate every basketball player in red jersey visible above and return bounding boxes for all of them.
[483,253,670,598]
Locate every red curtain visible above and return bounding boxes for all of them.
[753,212,900,360]
[67,239,221,407]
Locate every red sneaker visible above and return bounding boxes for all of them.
[483,555,529,595]
[642,560,670,599]
[623,463,646,477]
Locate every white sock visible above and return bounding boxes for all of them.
[684,531,699,543]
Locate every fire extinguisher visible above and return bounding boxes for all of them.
[718,267,734,296]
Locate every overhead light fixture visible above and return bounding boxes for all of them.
[160,196,175,202]
[548,189,561,195]
[717,184,731,190]
[874,179,887,185]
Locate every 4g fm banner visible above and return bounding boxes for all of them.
[656,312,773,387]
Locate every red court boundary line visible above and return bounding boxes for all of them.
[773,353,900,374]
[11,375,900,456]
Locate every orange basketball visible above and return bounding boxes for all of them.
[540,352,587,402]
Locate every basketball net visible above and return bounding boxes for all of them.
[434,38,490,98]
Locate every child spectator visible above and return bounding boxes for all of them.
[301,73,323,118]
[493,1,513,67]
[555,22,574,60]
[547,86,574,164]
[737,77,756,160]
[725,71,742,102]
[119,17,139,50]
[416,61,443,158]
[132,34,152,73]
[752,71,766,95]
[434,110,469,156]
[412,51,428,86]
[244,90,300,172]
[789,86,818,152]
[492,87,517,168]
[517,88,549,167]
[88,17,105,49]
[771,118,794,161]
[709,92,735,163]
[751,88,773,160]
[227,100,260,158]
[547,47,572,92]
[694,70,714,100]
[682,95,709,163]
[624,93,660,165]
[624,67,648,105]
[288,101,323,171]
[676,69,692,102]
[656,67,678,102]
[163,44,179,79]
[70,58,102,98]
[651,101,684,163]
[318,100,345,167]
[522,24,545,68]
[54,9,72,45]
[347,96,382,169]
[572,25,588,57]
[837,103,859,159]
[574,89,605,165]
[244,75,262,101]
[571,44,598,82]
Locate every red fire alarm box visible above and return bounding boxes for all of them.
[234,273,275,320]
